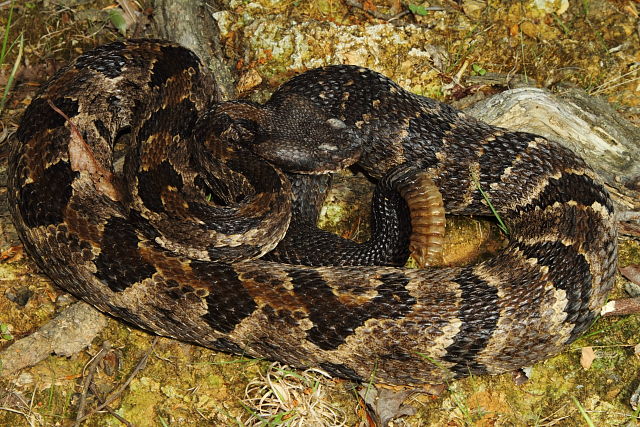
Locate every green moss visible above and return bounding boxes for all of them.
[619,239,640,265]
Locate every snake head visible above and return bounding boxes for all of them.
[210,99,363,174]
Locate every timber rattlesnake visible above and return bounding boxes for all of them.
[8,39,618,385]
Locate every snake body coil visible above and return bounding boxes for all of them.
[8,40,617,385]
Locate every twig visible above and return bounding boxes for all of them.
[344,0,392,20]
[89,383,133,426]
[74,341,112,426]
[0,388,42,425]
[590,66,640,95]
[0,406,27,416]
[387,10,411,22]
[74,336,158,423]
[600,297,640,317]
[618,210,640,222]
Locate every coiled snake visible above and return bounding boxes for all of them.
[8,40,618,385]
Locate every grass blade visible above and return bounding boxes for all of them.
[472,175,509,235]
[571,396,595,427]
[0,0,15,65]
[0,32,24,115]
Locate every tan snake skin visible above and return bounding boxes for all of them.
[7,40,618,385]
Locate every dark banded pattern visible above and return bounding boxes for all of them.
[7,41,617,385]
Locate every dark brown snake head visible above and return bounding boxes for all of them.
[209,100,363,174]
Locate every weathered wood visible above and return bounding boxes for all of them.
[467,87,640,210]
[153,0,235,100]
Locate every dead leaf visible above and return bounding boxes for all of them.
[512,368,530,385]
[358,385,416,426]
[47,99,122,202]
[620,264,640,286]
[236,69,262,94]
[509,23,519,37]
[623,3,638,18]
[0,245,24,262]
[362,0,377,12]
[635,343,640,358]
[580,346,596,370]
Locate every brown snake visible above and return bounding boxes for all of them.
[8,39,618,385]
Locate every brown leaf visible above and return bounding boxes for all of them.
[512,368,530,385]
[236,69,262,95]
[580,346,596,370]
[362,0,377,12]
[0,245,24,262]
[47,99,122,202]
[509,23,519,37]
[620,264,640,286]
[358,385,416,426]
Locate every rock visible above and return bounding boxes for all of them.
[0,302,107,377]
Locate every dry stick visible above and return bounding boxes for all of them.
[74,341,112,426]
[89,383,133,427]
[0,407,27,416]
[75,336,159,424]
[601,297,640,317]
[618,210,640,222]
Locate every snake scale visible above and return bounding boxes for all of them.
[8,39,618,385]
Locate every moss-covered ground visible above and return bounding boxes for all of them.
[1,1,638,425]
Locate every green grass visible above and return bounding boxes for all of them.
[0,0,24,115]
[471,175,509,235]
[0,322,13,341]
[571,396,595,427]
